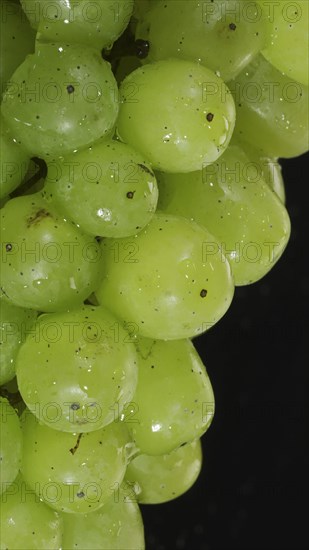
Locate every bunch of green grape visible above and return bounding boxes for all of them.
[0,0,307,548]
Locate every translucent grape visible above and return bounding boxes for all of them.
[136,0,268,81]
[0,121,30,199]
[158,145,291,286]
[262,158,285,204]
[21,410,130,513]
[257,0,309,85]
[62,483,145,549]
[229,54,309,158]
[16,305,138,433]
[0,474,63,549]
[116,59,236,173]
[231,136,286,203]
[126,439,202,504]
[21,0,134,51]
[0,0,35,91]
[1,42,118,159]
[124,337,214,455]
[0,297,37,385]
[0,193,104,311]
[95,213,234,340]
[0,398,22,494]
[44,140,158,238]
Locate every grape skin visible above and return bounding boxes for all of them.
[0,397,22,494]
[117,59,236,173]
[16,306,138,433]
[96,213,234,340]
[1,42,119,159]
[0,194,104,312]
[21,411,130,514]
[125,439,203,504]
[44,140,158,238]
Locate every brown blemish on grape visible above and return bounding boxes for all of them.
[126,191,135,199]
[206,113,214,122]
[27,209,51,228]
[200,289,208,298]
[69,433,83,455]
[229,23,237,31]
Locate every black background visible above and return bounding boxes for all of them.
[141,152,309,550]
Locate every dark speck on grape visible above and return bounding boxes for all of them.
[27,209,51,228]
[229,22,237,31]
[200,289,208,298]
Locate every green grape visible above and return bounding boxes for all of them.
[0,474,63,549]
[21,0,134,51]
[0,398,22,494]
[0,193,103,311]
[123,337,214,455]
[125,439,202,504]
[95,213,234,340]
[257,0,308,86]
[0,297,37,385]
[231,136,286,203]
[44,140,158,238]
[1,42,118,159]
[0,121,30,199]
[116,59,236,173]
[21,410,130,514]
[158,145,291,286]
[133,0,153,21]
[62,483,145,549]
[229,54,309,158]
[136,0,268,82]
[262,158,285,204]
[0,1,35,92]
[16,305,138,433]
